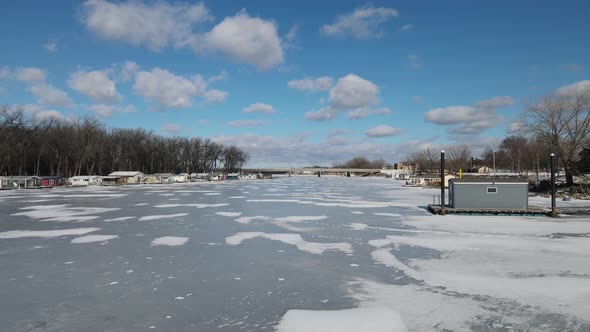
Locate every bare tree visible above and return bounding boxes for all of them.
[524,89,590,185]
[445,144,471,173]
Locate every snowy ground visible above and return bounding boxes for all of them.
[1,177,589,332]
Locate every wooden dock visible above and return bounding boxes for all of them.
[427,204,548,216]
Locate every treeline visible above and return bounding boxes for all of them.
[332,157,391,169]
[405,86,590,186]
[0,106,248,177]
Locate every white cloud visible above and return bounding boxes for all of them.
[305,107,336,121]
[207,70,228,83]
[134,68,206,108]
[44,41,58,53]
[321,6,399,39]
[30,84,74,107]
[474,96,515,108]
[424,96,513,135]
[346,107,372,120]
[329,74,379,109]
[229,120,265,127]
[120,61,140,82]
[288,76,333,92]
[285,24,299,42]
[203,89,228,103]
[21,104,66,123]
[243,103,275,114]
[81,0,212,51]
[200,11,284,70]
[373,107,392,115]
[555,80,590,97]
[408,54,423,69]
[559,63,585,73]
[68,69,122,103]
[0,66,10,79]
[160,123,182,134]
[328,128,349,137]
[90,104,135,118]
[365,125,403,137]
[507,122,524,134]
[15,67,47,84]
[399,24,413,32]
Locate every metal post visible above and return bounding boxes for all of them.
[550,153,557,217]
[440,150,446,215]
[493,150,496,176]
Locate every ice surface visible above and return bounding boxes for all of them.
[274,216,328,222]
[234,216,271,224]
[276,307,408,332]
[154,203,229,208]
[151,236,189,246]
[247,198,397,208]
[12,205,120,223]
[225,232,353,255]
[138,213,188,221]
[70,235,118,243]
[104,216,135,222]
[215,212,243,217]
[0,228,100,239]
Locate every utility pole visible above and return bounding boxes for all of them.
[440,150,446,215]
[493,150,496,176]
[550,153,557,217]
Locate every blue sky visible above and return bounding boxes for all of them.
[1,0,589,167]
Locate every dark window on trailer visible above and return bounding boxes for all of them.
[486,187,497,194]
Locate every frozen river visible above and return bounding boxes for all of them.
[1,177,589,331]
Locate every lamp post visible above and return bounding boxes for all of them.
[440,150,446,215]
[550,153,557,217]
[493,150,496,176]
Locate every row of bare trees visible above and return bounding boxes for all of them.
[404,87,590,186]
[332,157,391,169]
[0,106,248,177]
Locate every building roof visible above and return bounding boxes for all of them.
[109,171,143,177]
[70,176,100,180]
[451,177,528,184]
[1,176,41,180]
[154,173,174,177]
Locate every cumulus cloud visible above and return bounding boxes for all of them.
[15,67,47,84]
[507,122,524,134]
[329,74,379,109]
[328,128,349,137]
[373,107,392,115]
[285,24,299,42]
[120,61,140,82]
[346,107,372,120]
[207,70,228,83]
[0,66,9,80]
[68,69,122,103]
[555,80,590,97]
[399,24,413,32]
[30,84,74,107]
[21,104,66,123]
[81,0,212,51]
[305,107,336,121]
[90,104,135,118]
[407,54,423,69]
[160,123,182,134]
[43,41,58,53]
[200,11,284,70]
[203,89,228,103]
[425,96,514,135]
[321,6,398,39]
[228,120,265,127]
[134,68,206,108]
[288,76,333,91]
[365,125,403,137]
[243,103,275,114]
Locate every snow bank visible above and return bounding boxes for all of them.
[225,232,352,255]
[70,235,118,243]
[0,228,100,239]
[138,213,188,221]
[151,236,189,246]
[276,307,407,332]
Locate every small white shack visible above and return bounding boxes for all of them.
[69,176,102,186]
[108,171,145,184]
[174,173,189,183]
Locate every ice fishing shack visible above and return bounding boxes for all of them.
[448,178,529,210]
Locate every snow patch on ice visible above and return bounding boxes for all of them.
[154,203,228,208]
[349,223,368,231]
[225,232,352,255]
[350,211,364,215]
[276,307,407,332]
[0,228,100,239]
[151,236,189,246]
[138,213,188,221]
[234,215,271,224]
[274,216,328,223]
[215,212,243,217]
[70,235,118,243]
[104,216,135,222]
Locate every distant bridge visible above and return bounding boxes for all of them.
[242,168,383,175]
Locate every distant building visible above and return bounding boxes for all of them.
[449,178,528,210]
[108,171,145,184]
[174,173,189,183]
[407,174,456,188]
[41,176,65,187]
[478,166,491,174]
[154,173,174,183]
[0,176,42,188]
[69,176,102,186]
